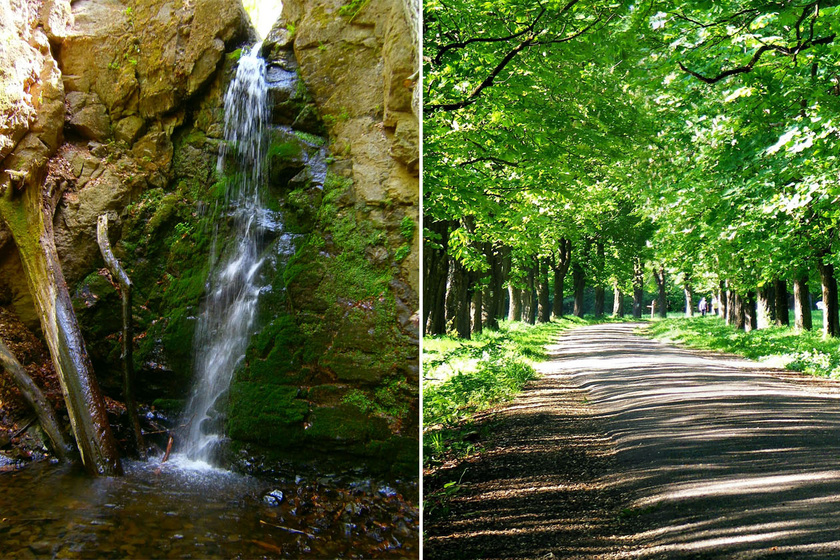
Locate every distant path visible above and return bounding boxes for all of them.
[425,322,840,559]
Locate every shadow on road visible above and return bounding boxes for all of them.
[542,323,840,559]
[425,322,840,559]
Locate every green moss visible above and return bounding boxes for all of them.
[146,193,180,233]
[395,244,410,261]
[342,376,414,425]
[151,398,186,412]
[306,404,389,442]
[227,382,308,446]
[267,140,303,161]
[293,130,326,146]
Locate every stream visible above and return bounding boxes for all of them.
[0,456,418,558]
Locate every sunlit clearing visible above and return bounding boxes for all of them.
[242,0,284,39]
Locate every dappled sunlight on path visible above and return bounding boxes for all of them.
[543,323,840,559]
[424,369,623,559]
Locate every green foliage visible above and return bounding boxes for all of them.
[424,319,584,439]
[399,215,415,241]
[338,0,371,20]
[293,130,325,146]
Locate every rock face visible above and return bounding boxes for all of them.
[224,0,420,474]
[0,0,418,475]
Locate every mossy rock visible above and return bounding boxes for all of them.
[363,435,419,476]
[305,403,390,443]
[227,382,308,446]
[151,398,186,413]
[307,384,350,406]
[320,348,393,383]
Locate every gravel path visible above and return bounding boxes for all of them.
[546,322,840,559]
[425,322,840,559]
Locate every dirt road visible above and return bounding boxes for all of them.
[425,322,840,559]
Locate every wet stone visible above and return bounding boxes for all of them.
[262,489,284,506]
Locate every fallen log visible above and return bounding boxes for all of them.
[0,173,122,475]
[0,339,73,461]
[97,214,145,459]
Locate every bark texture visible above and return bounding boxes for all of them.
[0,178,122,475]
[97,214,144,458]
[793,276,813,331]
[818,260,839,338]
[0,338,72,460]
[774,279,790,327]
[551,239,572,318]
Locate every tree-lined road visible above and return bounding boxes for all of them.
[542,323,840,558]
[427,323,840,559]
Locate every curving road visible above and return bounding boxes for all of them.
[541,322,840,559]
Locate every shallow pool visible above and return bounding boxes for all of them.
[0,455,418,558]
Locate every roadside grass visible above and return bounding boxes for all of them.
[645,315,840,378]
[423,315,637,518]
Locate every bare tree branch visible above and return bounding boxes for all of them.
[433,8,546,65]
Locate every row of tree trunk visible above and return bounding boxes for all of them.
[426,222,840,340]
[679,267,838,338]
[424,224,656,338]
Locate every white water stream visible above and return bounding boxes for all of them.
[182,43,270,463]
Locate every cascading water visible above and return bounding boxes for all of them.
[182,43,269,463]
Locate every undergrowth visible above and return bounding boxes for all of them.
[645,315,840,378]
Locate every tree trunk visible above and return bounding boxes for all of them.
[0,177,122,475]
[613,285,624,317]
[756,285,774,329]
[447,259,471,338]
[593,241,605,318]
[653,266,667,318]
[483,245,504,330]
[793,275,812,331]
[538,258,551,323]
[774,279,790,326]
[632,258,644,319]
[718,281,727,319]
[472,288,483,335]
[97,215,145,459]
[497,246,511,322]
[425,220,450,335]
[732,292,746,330]
[744,291,757,332]
[726,287,735,326]
[508,285,522,321]
[572,262,585,317]
[594,287,605,318]
[818,260,840,338]
[0,339,72,461]
[552,238,572,319]
[524,266,536,324]
[684,283,694,317]
[553,269,565,318]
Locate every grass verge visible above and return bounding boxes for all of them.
[645,315,840,378]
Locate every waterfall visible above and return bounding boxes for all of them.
[182,43,269,463]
